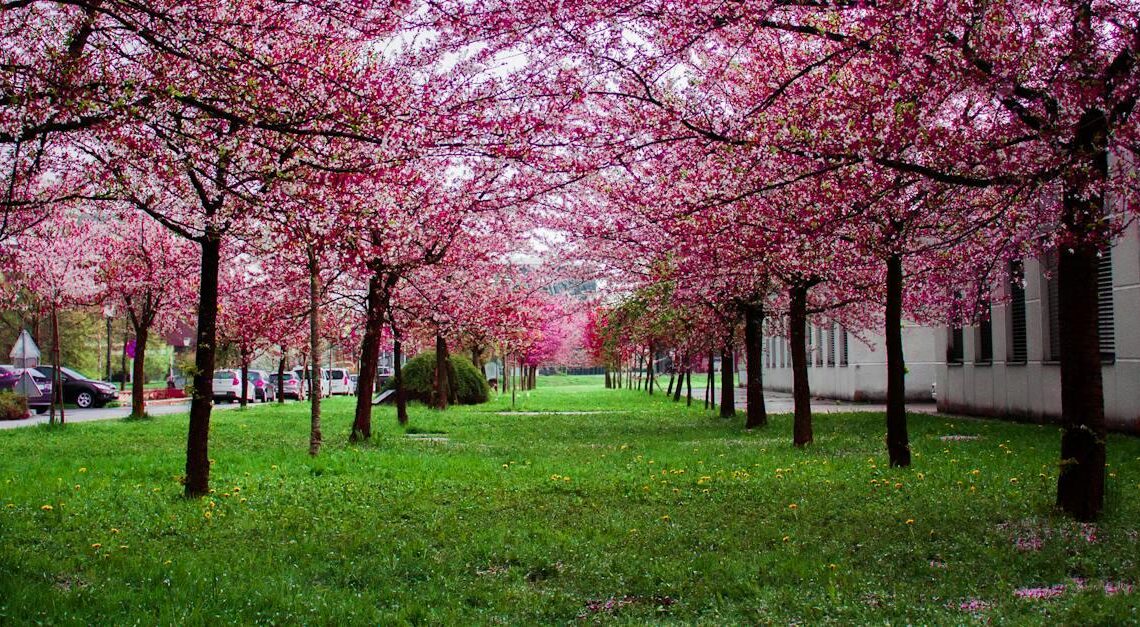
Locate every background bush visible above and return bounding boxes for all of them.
[0,390,29,420]
[385,352,489,405]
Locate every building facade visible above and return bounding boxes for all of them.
[760,221,1140,434]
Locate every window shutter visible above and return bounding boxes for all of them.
[1043,253,1061,361]
[827,323,835,367]
[1098,246,1115,361]
[1009,260,1027,362]
[840,328,848,366]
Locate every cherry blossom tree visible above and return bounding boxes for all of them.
[94,210,198,418]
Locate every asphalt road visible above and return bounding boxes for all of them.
[0,399,277,429]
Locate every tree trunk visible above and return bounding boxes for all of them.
[885,253,910,467]
[672,354,684,402]
[685,368,692,406]
[528,364,536,390]
[666,367,675,397]
[239,357,249,409]
[50,302,62,425]
[604,367,611,389]
[393,335,408,425]
[277,354,286,404]
[185,234,221,497]
[105,315,112,382]
[646,346,654,395]
[307,249,322,456]
[131,323,149,417]
[434,333,450,410]
[1055,108,1109,521]
[707,350,716,410]
[121,321,128,388]
[744,301,767,428]
[351,274,386,442]
[789,283,813,447]
[471,344,485,376]
[720,335,735,418]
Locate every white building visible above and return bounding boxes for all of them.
[762,323,941,402]
[760,220,1140,434]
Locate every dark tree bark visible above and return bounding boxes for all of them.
[604,367,611,389]
[720,336,735,418]
[471,344,485,376]
[743,301,768,428]
[306,248,322,456]
[121,321,128,389]
[351,274,387,442]
[105,315,112,382]
[185,233,221,497]
[707,350,716,410]
[666,367,675,397]
[885,253,911,467]
[646,345,654,395]
[276,354,286,404]
[685,368,692,406]
[50,302,63,425]
[239,357,249,409]
[434,333,450,410]
[393,335,407,425]
[528,364,536,390]
[1056,108,1110,521]
[129,324,149,417]
[672,354,684,402]
[789,283,813,447]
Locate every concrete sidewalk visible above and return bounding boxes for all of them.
[686,387,938,415]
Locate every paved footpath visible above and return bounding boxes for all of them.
[0,399,263,430]
[686,387,938,415]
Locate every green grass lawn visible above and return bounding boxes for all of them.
[2,375,1138,624]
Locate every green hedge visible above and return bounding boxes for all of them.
[0,391,29,420]
[385,352,489,405]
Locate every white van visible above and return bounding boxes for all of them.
[292,367,331,398]
[328,368,355,395]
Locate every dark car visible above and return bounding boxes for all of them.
[34,365,119,408]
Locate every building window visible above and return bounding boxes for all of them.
[1043,253,1061,361]
[948,327,964,364]
[976,304,993,363]
[839,327,849,366]
[827,323,835,367]
[1009,260,1027,363]
[1098,246,1115,362]
[814,325,823,366]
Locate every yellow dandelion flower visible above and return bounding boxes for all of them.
[110,528,120,534]
[78,467,87,473]
[203,511,212,519]
[660,515,670,521]
[271,464,278,470]
[829,563,838,570]
[905,519,915,525]
[40,504,53,511]
[239,498,247,504]
[788,503,798,510]
[91,543,101,549]
[232,487,240,493]
[502,464,509,469]
[164,560,172,565]
[782,536,790,542]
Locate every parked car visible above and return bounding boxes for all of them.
[247,370,276,403]
[269,371,306,400]
[328,368,355,395]
[212,369,254,403]
[34,365,119,409]
[292,367,331,398]
[0,365,53,414]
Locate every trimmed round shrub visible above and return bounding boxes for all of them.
[385,352,489,405]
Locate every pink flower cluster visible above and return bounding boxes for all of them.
[1014,584,1068,600]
